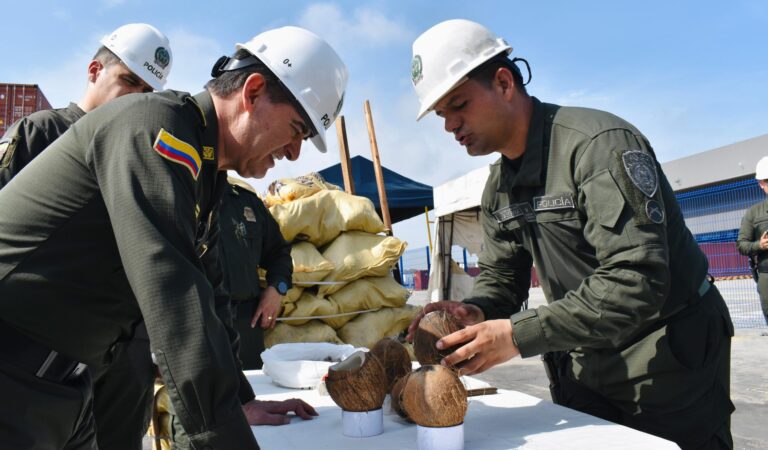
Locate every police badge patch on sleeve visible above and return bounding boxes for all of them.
[621,150,658,198]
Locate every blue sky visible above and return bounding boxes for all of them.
[1,0,766,248]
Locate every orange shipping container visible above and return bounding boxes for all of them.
[0,83,52,135]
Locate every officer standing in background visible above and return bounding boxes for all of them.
[407,20,734,449]
[0,24,169,185]
[737,156,768,326]
[220,176,292,369]
[0,23,171,450]
[0,25,347,450]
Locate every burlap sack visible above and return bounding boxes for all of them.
[328,275,408,318]
[290,242,335,284]
[318,231,407,296]
[269,190,385,246]
[282,275,408,329]
[337,305,422,349]
[264,320,343,348]
[263,173,340,207]
[279,292,335,327]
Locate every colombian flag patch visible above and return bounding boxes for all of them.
[153,128,201,180]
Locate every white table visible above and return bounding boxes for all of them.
[245,370,678,449]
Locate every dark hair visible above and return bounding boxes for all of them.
[467,54,528,94]
[205,49,291,105]
[92,46,121,67]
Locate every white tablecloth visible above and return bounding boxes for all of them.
[245,370,678,450]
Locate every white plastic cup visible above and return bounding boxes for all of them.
[417,423,464,450]
[341,408,384,437]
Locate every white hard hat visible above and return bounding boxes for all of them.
[100,23,172,91]
[236,26,348,153]
[411,19,512,120]
[755,157,768,180]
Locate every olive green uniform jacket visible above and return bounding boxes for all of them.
[0,102,85,187]
[737,198,768,270]
[0,90,259,449]
[219,179,292,309]
[171,181,292,446]
[0,100,154,450]
[220,180,292,370]
[463,98,734,444]
[737,198,768,323]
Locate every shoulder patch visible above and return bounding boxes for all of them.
[153,128,201,180]
[621,150,658,198]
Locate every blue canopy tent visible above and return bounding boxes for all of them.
[318,155,433,224]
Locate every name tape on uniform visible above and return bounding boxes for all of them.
[533,193,575,211]
[493,202,536,224]
[494,193,577,224]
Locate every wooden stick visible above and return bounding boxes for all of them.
[335,116,355,194]
[467,387,498,397]
[425,206,433,254]
[363,100,392,232]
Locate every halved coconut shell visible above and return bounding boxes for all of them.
[326,350,388,412]
[390,373,412,422]
[370,337,412,391]
[413,310,463,365]
[400,364,467,427]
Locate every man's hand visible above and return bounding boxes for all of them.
[242,399,318,426]
[760,231,768,250]
[252,286,282,329]
[438,319,520,375]
[406,300,485,341]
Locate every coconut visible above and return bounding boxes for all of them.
[326,350,388,412]
[400,364,467,427]
[413,310,463,365]
[370,337,412,391]
[389,373,412,422]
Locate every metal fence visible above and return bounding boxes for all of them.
[677,177,767,328]
[399,176,768,328]
[400,245,476,290]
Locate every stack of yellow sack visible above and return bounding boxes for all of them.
[262,174,420,348]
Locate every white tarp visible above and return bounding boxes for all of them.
[428,166,491,301]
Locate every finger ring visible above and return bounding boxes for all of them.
[268,316,273,320]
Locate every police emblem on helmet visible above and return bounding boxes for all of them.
[155,47,170,69]
[412,55,423,85]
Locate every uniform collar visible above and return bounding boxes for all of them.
[192,91,220,166]
[498,97,558,189]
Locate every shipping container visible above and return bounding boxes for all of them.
[0,83,52,135]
